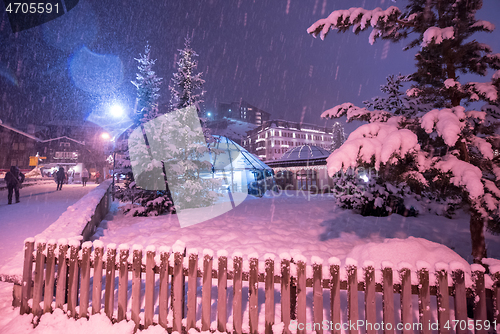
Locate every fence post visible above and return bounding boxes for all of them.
[144,246,156,329]
[281,255,291,334]
[492,269,500,326]
[218,251,228,333]
[265,254,275,334]
[312,257,323,334]
[55,242,69,311]
[364,261,376,334]
[80,241,92,318]
[451,263,467,334]
[296,256,306,334]
[158,247,170,329]
[233,254,243,334]
[131,246,142,328]
[472,264,487,334]
[117,244,129,322]
[104,244,117,320]
[172,247,184,333]
[202,250,213,332]
[32,239,47,319]
[346,259,359,334]
[67,240,80,318]
[20,238,35,315]
[330,258,341,334]
[187,249,198,331]
[435,263,450,334]
[382,262,395,334]
[417,262,431,334]
[92,241,104,315]
[44,240,57,314]
[399,263,413,334]
[249,255,259,334]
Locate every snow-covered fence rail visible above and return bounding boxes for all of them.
[20,239,500,334]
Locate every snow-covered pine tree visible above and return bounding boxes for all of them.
[169,38,205,113]
[309,0,500,263]
[128,105,220,213]
[115,43,174,216]
[363,74,432,116]
[132,42,163,123]
[330,121,346,151]
[169,37,212,142]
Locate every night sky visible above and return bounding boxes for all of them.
[1,0,499,133]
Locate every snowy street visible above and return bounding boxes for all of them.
[0,181,97,273]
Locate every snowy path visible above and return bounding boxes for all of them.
[0,182,97,271]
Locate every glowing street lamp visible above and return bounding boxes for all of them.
[101,132,111,140]
[110,104,124,118]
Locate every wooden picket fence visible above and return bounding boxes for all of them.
[20,238,500,334]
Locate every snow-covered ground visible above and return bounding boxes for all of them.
[0,182,98,274]
[95,190,500,266]
[0,281,164,334]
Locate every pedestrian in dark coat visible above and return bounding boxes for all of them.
[4,166,24,204]
[81,168,89,186]
[56,167,66,190]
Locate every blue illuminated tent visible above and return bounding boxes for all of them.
[205,135,276,197]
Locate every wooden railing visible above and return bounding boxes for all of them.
[20,239,500,334]
[80,182,112,241]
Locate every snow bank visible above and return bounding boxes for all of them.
[0,180,112,281]
[346,237,470,284]
[36,179,112,241]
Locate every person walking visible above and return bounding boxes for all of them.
[81,168,89,186]
[56,167,66,190]
[4,166,25,204]
[95,171,101,184]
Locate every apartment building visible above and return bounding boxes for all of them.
[243,119,333,161]
[216,100,270,126]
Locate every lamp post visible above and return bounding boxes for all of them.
[109,103,124,200]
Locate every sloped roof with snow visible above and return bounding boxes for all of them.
[280,145,331,161]
[0,123,41,142]
[210,135,272,171]
[41,136,85,145]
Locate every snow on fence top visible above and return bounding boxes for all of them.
[19,237,499,334]
[22,237,496,290]
[35,179,112,242]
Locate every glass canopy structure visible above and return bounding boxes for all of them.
[205,135,276,197]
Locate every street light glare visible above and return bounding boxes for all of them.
[101,132,111,140]
[110,104,123,118]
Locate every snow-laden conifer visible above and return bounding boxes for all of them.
[310,0,500,263]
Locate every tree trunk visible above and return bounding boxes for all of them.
[470,211,487,263]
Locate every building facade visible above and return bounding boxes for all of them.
[216,100,270,126]
[0,123,39,171]
[243,119,334,161]
[265,145,333,193]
